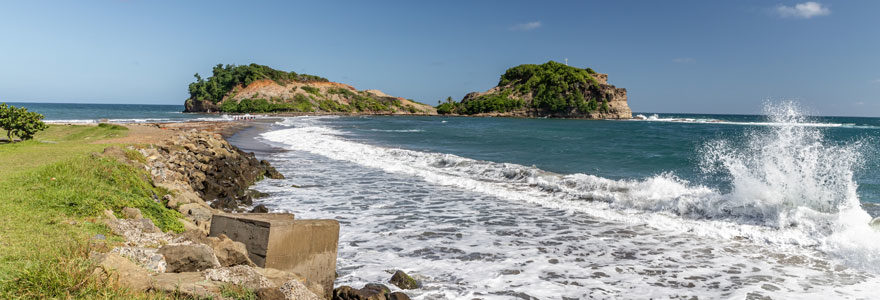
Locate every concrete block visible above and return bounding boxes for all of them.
[210,213,339,298]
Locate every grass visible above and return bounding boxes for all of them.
[0,125,188,299]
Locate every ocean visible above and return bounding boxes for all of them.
[14,101,880,298]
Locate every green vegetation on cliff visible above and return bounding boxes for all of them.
[438,61,614,116]
[188,63,328,104]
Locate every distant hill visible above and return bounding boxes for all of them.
[184,63,435,115]
[437,61,631,119]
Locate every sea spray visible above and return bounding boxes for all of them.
[262,106,880,272]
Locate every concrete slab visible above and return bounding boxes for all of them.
[209,213,339,298]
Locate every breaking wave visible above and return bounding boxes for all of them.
[262,102,880,272]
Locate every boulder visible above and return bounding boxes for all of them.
[122,207,143,219]
[388,292,411,300]
[110,246,166,273]
[105,218,171,247]
[90,252,151,292]
[202,265,271,289]
[255,287,287,300]
[389,270,418,290]
[333,284,391,300]
[207,234,254,267]
[149,271,222,298]
[251,204,270,213]
[178,203,213,223]
[280,279,322,300]
[158,244,221,272]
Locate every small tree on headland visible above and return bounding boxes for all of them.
[0,103,49,142]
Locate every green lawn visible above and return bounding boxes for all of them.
[0,125,184,299]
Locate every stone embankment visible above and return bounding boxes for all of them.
[91,129,328,299]
[93,128,417,299]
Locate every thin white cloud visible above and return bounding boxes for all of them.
[510,21,541,31]
[776,2,830,19]
[871,78,880,84]
[673,57,696,64]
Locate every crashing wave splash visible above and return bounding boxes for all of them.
[264,102,880,272]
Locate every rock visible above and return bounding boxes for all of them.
[388,292,411,300]
[207,234,254,267]
[103,209,117,220]
[333,284,391,300]
[203,265,270,289]
[158,244,221,272]
[111,246,167,273]
[105,218,171,247]
[389,270,418,290]
[255,287,287,300]
[149,271,222,298]
[90,252,151,292]
[871,217,880,230]
[178,203,213,223]
[122,207,143,219]
[279,279,322,300]
[250,204,269,213]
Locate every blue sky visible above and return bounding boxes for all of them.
[0,1,878,116]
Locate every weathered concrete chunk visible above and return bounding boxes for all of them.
[210,213,339,298]
[389,270,418,290]
[91,252,151,292]
[110,246,166,273]
[158,244,221,272]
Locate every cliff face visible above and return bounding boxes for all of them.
[442,61,632,119]
[183,64,435,115]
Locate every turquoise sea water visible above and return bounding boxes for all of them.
[300,113,880,206]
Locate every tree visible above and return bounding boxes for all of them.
[0,103,48,142]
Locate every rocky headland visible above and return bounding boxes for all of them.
[437,61,632,119]
[184,63,436,115]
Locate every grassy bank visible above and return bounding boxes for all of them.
[0,125,185,299]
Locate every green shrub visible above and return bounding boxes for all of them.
[0,103,49,142]
[301,86,321,96]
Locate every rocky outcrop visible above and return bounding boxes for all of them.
[138,130,283,212]
[450,61,632,119]
[184,99,220,113]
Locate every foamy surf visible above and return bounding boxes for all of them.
[254,104,880,299]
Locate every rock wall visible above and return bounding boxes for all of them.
[138,130,283,213]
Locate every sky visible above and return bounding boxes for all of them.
[0,1,878,116]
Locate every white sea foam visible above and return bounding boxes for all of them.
[632,113,878,129]
[256,103,880,298]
